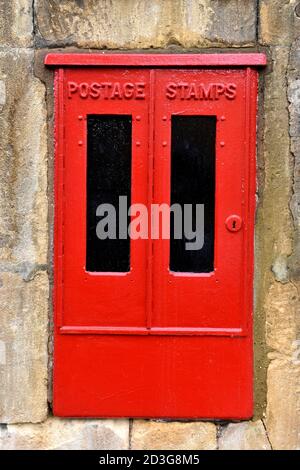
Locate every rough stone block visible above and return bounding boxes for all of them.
[265,283,299,356]
[218,421,271,450]
[259,0,300,46]
[0,271,49,424]
[258,47,293,270]
[288,39,300,280]
[255,43,300,449]
[198,0,257,46]
[0,418,130,450]
[131,420,217,450]
[34,0,256,48]
[0,0,33,47]
[0,50,48,272]
[266,359,300,450]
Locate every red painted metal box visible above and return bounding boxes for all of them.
[46,53,266,419]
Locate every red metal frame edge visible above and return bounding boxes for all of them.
[45,53,266,68]
[50,54,263,418]
[60,326,245,336]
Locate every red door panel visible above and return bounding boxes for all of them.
[54,335,252,419]
[152,69,255,333]
[47,54,263,419]
[60,68,150,328]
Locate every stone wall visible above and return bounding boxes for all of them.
[0,0,299,450]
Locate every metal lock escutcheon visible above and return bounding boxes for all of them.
[225,214,243,232]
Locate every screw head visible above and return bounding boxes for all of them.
[136,141,141,146]
[162,116,167,121]
[220,141,225,147]
[78,140,83,146]
[136,115,141,121]
[78,115,83,121]
[162,141,167,147]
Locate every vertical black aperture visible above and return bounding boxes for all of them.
[170,115,216,273]
[86,115,131,272]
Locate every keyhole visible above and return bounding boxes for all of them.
[225,215,242,232]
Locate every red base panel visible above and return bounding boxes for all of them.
[54,334,252,419]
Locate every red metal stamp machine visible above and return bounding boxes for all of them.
[45,53,266,419]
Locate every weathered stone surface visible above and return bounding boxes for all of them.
[0,271,49,424]
[252,40,300,448]
[254,46,293,419]
[266,359,300,450]
[218,421,271,450]
[256,48,293,310]
[0,417,129,449]
[0,50,48,272]
[288,39,300,281]
[259,0,300,46]
[255,43,300,449]
[265,283,298,356]
[257,48,293,274]
[202,0,256,46]
[34,0,256,48]
[0,0,299,453]
[0,0,33,47]
[286,40,300,447]
[131,421,217,450]
[265,283,300,450]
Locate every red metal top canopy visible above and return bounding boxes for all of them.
[45,53,266,67]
